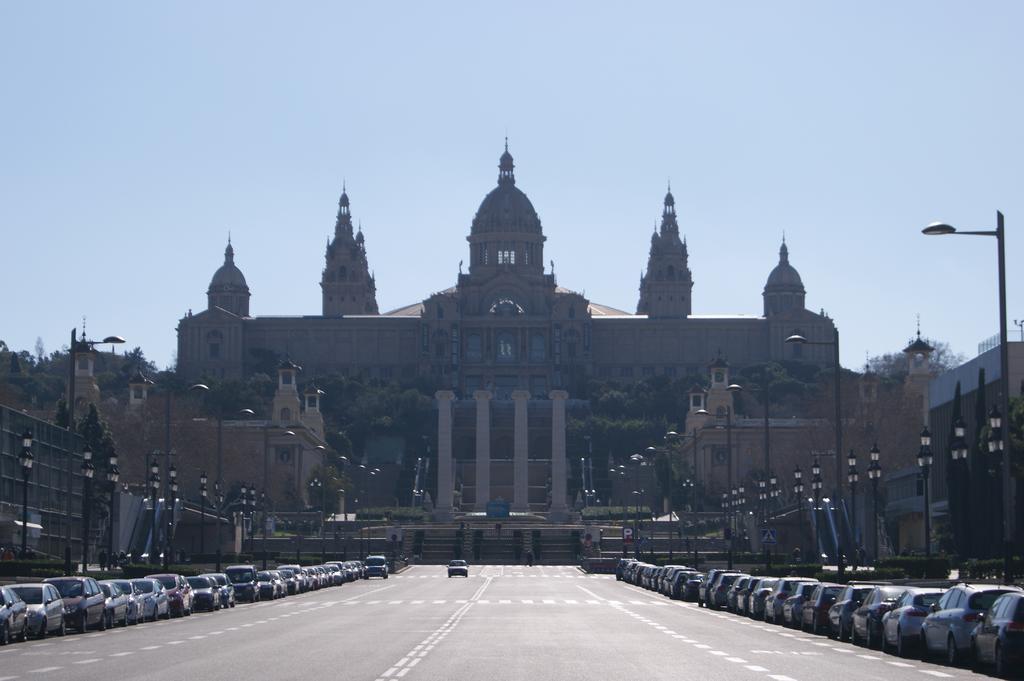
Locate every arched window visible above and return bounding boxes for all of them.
[206,330,223,360]
[529,333,546,361]
[339,265,347,280]
[497,332,516,362]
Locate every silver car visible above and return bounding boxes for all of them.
[108,580,144,624]
[131,578,170,621]
[8,584,64,638]
[877,587,943,657]
[921,583,1022,665]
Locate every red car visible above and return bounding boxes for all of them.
[145,574,193,617]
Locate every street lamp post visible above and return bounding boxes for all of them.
[793,466,805,562]
[847,450,859,568]
[786,332,844,559]
[260,490,269,570]
[310,477,325,563]
[922,213,1012,584]
[165,464,177,570]
[949,418,969,558]
[214,481,224,571]
[81,447,94,572]
[917,427,933,558]
[149,463,160,564]
[811,457,823,562]
[19,430,33,558]
[867,443,881,563]
[199,472,208,556]
[758,477,768,569]
[106,454,120,567]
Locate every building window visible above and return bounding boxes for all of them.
[529,333,546,361]
[691,394,702,408]
[133,387,143,400]
[497,250,515,265]
[209,343,220,359]
[380,367,393,380]
[642,366,654,377]
[466,334,482,361]
[465,375,482,393]
[665,367,677,378]
[620,367,633,378]
[277,447,292,464]
[497,332,515,362]
[282,372,292,385]
[530,375,547,397]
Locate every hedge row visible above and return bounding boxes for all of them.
[960,557,1024,580]
[812,567,907,584]
[876,556,951,579]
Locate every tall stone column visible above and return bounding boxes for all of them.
[512,390,531,512]
[474,390,492,511]
[549,390,569,521]
[434,390,455,521]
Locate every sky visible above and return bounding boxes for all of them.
[2,1,1023,371]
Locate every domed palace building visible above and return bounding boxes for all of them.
[176,145,836,518]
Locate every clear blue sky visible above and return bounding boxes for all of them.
[2,1,1022,370]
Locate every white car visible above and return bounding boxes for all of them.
[447,560,469,578]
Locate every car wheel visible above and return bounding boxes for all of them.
[946,635,959,667]
[36,620,47,640]
[97,612,106,632]
[0,622,9,646]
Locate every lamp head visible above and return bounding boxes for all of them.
[922,222,956,235]
[920,426,932,448]
[21,430,33,449]
[785,334,808,344]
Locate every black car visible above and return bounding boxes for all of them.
[828,583,880,641]
[225,565,260,603]
[851,586,906,648]
[186,577,220,612]
[971,591,1024,677]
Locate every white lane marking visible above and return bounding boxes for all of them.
[407,659,421,668]
[887,662,915,668]
[30,669,62,674]
[110,652,133,657]
[919,672,953,678]
[708,650,728,656]
[139,645,161,650]
[543,599,556,604]
[395,658,409,667]
[745,666,769,672]
[74,659,101,665]
[396,669,411,678]
[857,654,881,660]
[726,657,748,663]
[432,600,445,604]
[768,676,798,681]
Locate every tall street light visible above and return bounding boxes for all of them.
[81,447,94,572]
[793,465,805,562]
[922,213,1013,583]
[149,462,160,564]
[19,430,34,558]
[987,406,1007,575]
[786,331,844,558]
[867,443,882,563]
[847,450,859,568]
[199,472,208,556]
[811,457,823,562]
[106,453,119,566]
[629,452,644,556]
[917,427,933,558]
[165,464,177,569]
[949,417,969,558]
[214,480,225,571]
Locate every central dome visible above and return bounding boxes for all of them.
[208,242,249,293]
[470,146,543,235]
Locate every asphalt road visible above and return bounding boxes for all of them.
[0,566,1000,681]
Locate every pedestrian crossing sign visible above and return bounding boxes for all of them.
[761,528,778,545]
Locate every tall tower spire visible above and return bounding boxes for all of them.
[637,187,692,318]
[321,186,379,316]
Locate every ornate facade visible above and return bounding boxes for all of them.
[176,145,837,395]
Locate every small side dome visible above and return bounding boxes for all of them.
[208,241,249,292]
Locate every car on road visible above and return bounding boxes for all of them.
[748,578,778,620]
[921,582,1022,666]
[448,560,469,577]
[782,582,821,628]
[615,559,634,581]
[44,576,106,632]
[766,578,818,624]
[700,570,738,608]
[276,568,300,595]
[0,586,29,644]
[881,587,945,657]
[801,583,842,635]
[225,565,260,603]
[669,569,699,600]
[728,576,753,614]
[850,585,906,648]
[971,591,1024,677]
[828,583,879,641]
[9,583,64,638]
[106,580,143,625]
[681,574,704,602]
[201,573,236,609]
[364,555,389,579]
[131,578,170,620]
[146,573,194,617]
[97,580,131,628]
[255,571,280,600]
[187,576,221,612]
[710,573,742,610]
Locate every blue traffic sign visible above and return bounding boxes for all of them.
[761,528,778,545]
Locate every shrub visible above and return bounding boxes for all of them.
[0,560,66,577]
[876,556,951,579]
[813,567,906,584]
[960,557,1023,580]
[121,563,202,578]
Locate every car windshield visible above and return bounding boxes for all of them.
[719,575,738,587]
[48,580,83,598]
[10,587,42,604]
[823,586,843,599]
[113,581,135,593]
[279,569,294,578]
[226,568,255,583]
[914,592,943,607]
[99,584,113,597]
[187,578,210,589]
[133,580,154,593]
[449,561,467,566]
[153,576,176,590]
[257,572,272,581]
[366,557,386,566]
[970,590,1013,611]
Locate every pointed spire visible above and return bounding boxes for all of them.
[498,140,515,185]
[335,183,353,237]
[224,238,234,264]
[779,238,789,264]
[659,184,678,234]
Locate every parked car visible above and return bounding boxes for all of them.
[364,555,389,579]
[43,576,106,632]
[727,576,753,613]
[225,565,260,603]
[851,585,907,648]
[669,570,699,600]
[700,570,738,608]
[186,576,220,612]
[801,583,843,635]
[615,559,634,581]
[107,580,143,625]
[131,578,170,620]
[921,583,1023,666]
[711,573,743,610]
[255,571,278,600]
[277,565,308,592]
[682,574,704,602]
[881,588,946,658]
[448,560,469,577]
[749,578,779,620]
[146,573,193,617]
[201,573,236,609]
[277,568,300,595]
[97,580,130,628]
[782,582,821,628]
[9,583,64,638]
[766,578,818,624]
[828,583,880,641]
[971,591,1024,677]
[0,586,29,644]
[269,570,288,598]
